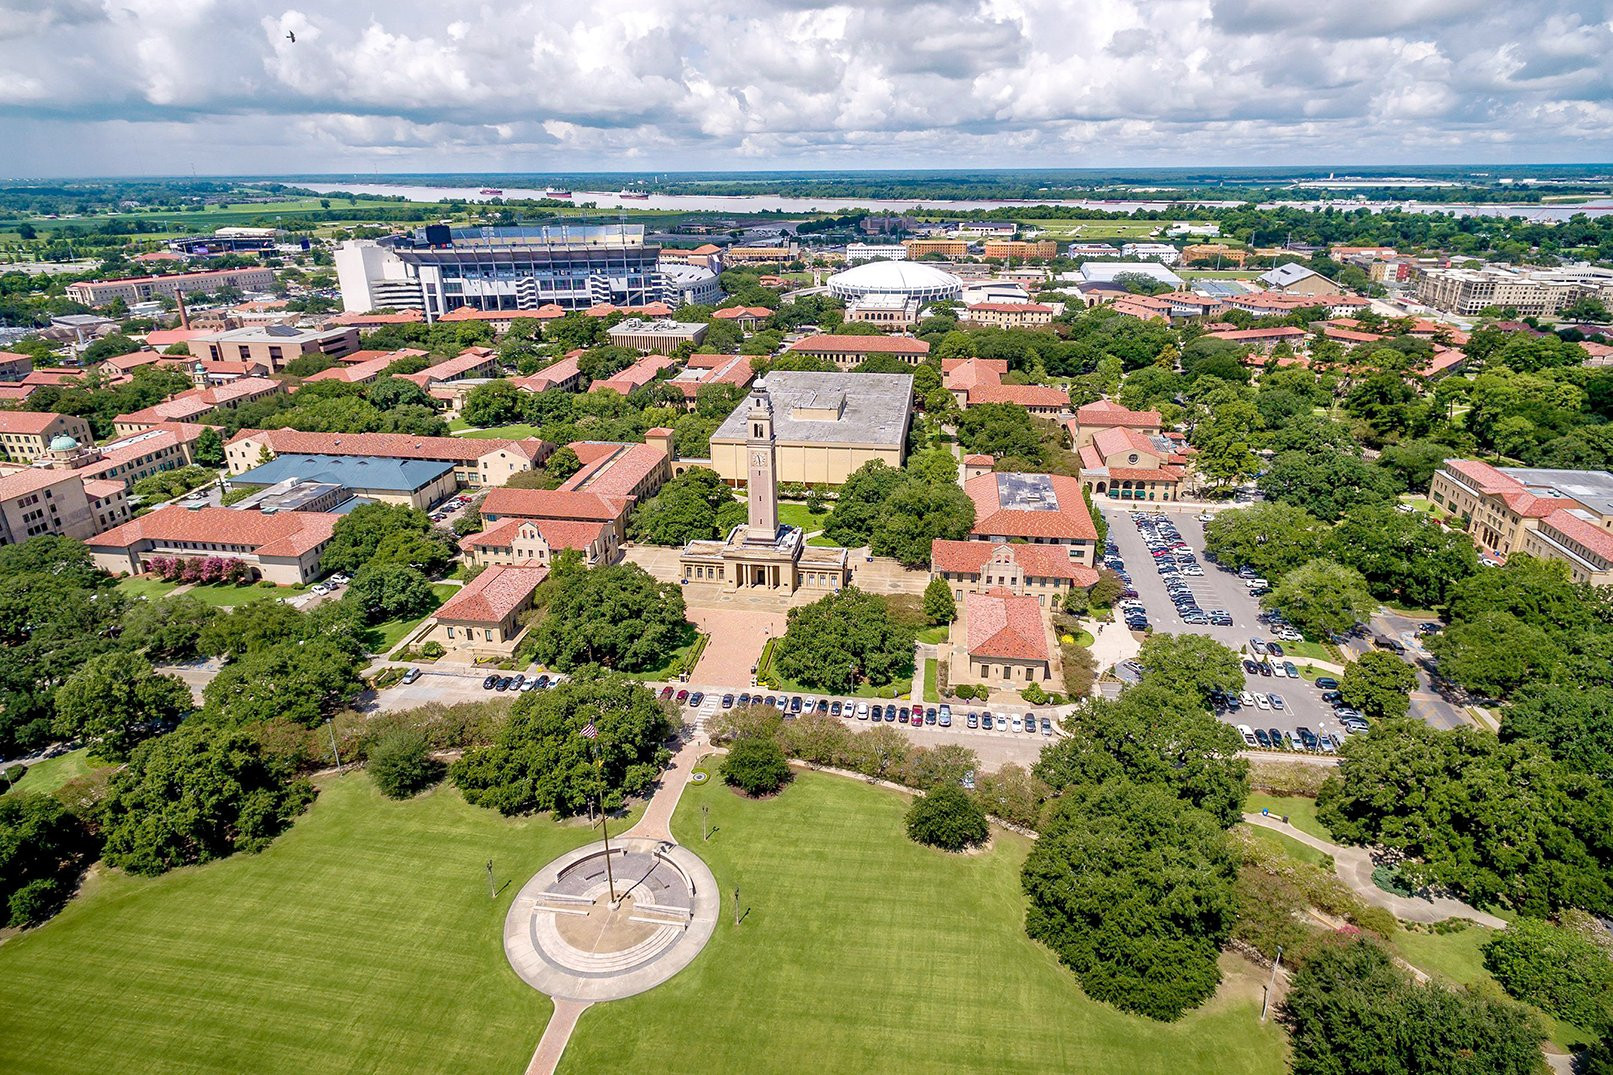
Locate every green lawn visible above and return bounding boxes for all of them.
[1282,640,1337,663]
[1244,825,1333,870]
[1244,792,1332,842]
[365,583,459,653]
[561,772,1288,1074]
[775,501,831,536]
[455,423,545,440]
[1059,628,1096,648]
[2,749,112,799]
[0,775,641,1074]
[114,576,178,600]
[915,625,950,645]
[922,658,940,702]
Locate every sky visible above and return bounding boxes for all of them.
[2,0,1611,177]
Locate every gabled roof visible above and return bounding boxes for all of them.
[965,471,1097,542]
[785,334,930,355]
[462,516,609,552]
[88,504,338,558]
[712,305,773,320]
[967,384,1068,407]
[434,564,548,623]
[558,441,667,499]
[0,410,71,435]
[1073,399,1160,429]
[966,590,1049,661]
[479,488,631,522]
[1540,509,1613,562]
[930,539,1100,584]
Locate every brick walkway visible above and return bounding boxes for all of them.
[524,998,591,1075]
[687,607,784,685]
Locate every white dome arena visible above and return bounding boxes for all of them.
[827,260,963,303]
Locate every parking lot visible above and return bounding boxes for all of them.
[1101,507,1355,751]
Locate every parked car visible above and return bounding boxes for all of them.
[1040,717,1052,736]
[966,712,979,729]
[483,674,499,690]
[1267,642,1286,657]
[402,667,421,684]
[1314,677,1339,691]
[676,689,689,703]
[688,691,703,707]
[1253,728,1272,749]
[871,705,884,721]
[981,713,994,730]
[495,677,512,691]
[829,700,842,717]
[1236,724,1258,747]
[1282,661,1299,678]
[1253,694,1271,711]
[659,686,674,701]
[509,673,525,690]
[1269,694,1285,710]
[1268,728,1285,749]
[1242,659,1260,675]
[722,694,735,709]
[855,702,869,720]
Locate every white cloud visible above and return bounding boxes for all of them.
[0,0,1608,174]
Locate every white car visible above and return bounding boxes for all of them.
[311,584,330,596]
[1268,662,1288,678]
[1236,723,1257,747]
[855,702,869,720]
[1239,690,1256,708]
[1253,694,1272,711]
[1011,716,1023,732]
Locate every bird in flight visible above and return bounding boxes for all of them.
[286,30,296,43]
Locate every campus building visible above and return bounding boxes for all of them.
[958,590,1055,687]
[930,539,1099,607]
[335,225,666,319]
[1076,426,1186,502]
[827,260,963,306]
[65,266,277,306]
[982,240,1058,261]
[225,429,548,487]
[86,505,338,585]
[606,319,707,355]
[965,471,1098,561]
[0,412,94,462]
[962,302,1055,329]
[1413,264,1613,317]
[113,377,284,434]
[708,371,913,486]
[0,468,129,546]
[187,324,359,371]
[227,453,458,511]
[781,333,930,370]
[421,564,550,659]
[1429,460,1613,582]
[679,381,851,593]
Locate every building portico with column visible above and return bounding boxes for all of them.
[679,379,850,593]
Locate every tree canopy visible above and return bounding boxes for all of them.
[527,561,691,673]
[53,651,192,761]
[629,467,744,546]
[774,588,916,693]
[1202,502,1330,580]
[1263,559,1376,638]
[451,672,673,816]
[1339,651,1418,721]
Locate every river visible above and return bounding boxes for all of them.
[299,182,1613,221]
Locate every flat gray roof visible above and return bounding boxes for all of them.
[1503,467,1613,517]
[995,472,1060,511]
[712,371,913,448]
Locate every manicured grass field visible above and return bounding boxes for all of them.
[114,576,178,600]
[1244,792,1331,841]
[366,583,459,653]
[455,423,545,440]
[915,625,949,645]
[562,773,1286,1074]
[1281,640,1337,662]
[775,501,830,536]
[922,657,940,701]
[0,775,639,1074]
[115,577,310,606]
[1244,825,1334,869]
[2,749,111,799]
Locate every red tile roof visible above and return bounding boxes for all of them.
[712,305,773,320]
[435,564,548,623]
[1541,509,1613,562]
[479,488,631,522]
[966,302,1053,313]
[965,471,1097,542]
[930,539,1100,585]
[462,517,609,553]
[0,467,87,501]
[558,442,667,499]
[1207,327,1308,341]
[967,384,1069,408]
[786,334,930,355]
[305,355,397,383]
[1074,399,1160,429]
[592,355,675,395]
[399,347,498,386]
[88,504,338,558]
[115,376,282,426]
[233,428,544,464]
[965,590,1050,661]
[325,310,425,326]
[963,454,994,466]
[944,357,1004,391]
[513,350,584,392]
[0,411,72,435]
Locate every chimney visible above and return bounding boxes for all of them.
[175,290,190,329]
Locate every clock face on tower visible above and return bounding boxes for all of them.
[752,451,767,467]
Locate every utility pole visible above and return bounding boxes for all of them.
[1260,944,1284,1022]
[485,858,496,899]
[702,803,710,842]
[325,718,343,775]
[733,886,741,927]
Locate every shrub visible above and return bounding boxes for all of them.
[8,877,69,928]
[420,641,445,659]
[720,737,792,797]
[905,784,988,851]
[1483,917,1613,1028]
[365,728,443,800]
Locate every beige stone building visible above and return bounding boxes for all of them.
[86,505,338,584]
[1429,461,1613,574]
[0,468,129,546]
[982,240,1058,261]
[962,302,1055,328]
[188,324,359,371]
[421,564,549,658]
[679,381,850,593]
[66,266,277,306]
[902,239,969,258]
[1518,509,1613,586]
[708,371,912,486]
[930,540,1099,608]
[782,334,930,370]
[0,412,94,462]
[955,590,1055,688]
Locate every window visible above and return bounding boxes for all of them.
[446,627,455,638]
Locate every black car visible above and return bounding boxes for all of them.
[872,704,884,721]
[790,696,803,713]
[534,674,551,689]
[1315,677,1339,691]
[495,676,513,691]
[1268,728,1285,749]
[689,691,704,707]
[829,700,842,716]
[1267,642,1285,657]
[1253,728,1272,749]
[721,693,735,708]
[482,674,499,690]
[1256,663,1272,677]
[1242,659,1260,674]
[1296,727,1319,750]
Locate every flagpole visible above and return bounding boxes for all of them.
[590,738,618,904]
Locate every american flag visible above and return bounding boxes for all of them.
[580,721,598,740]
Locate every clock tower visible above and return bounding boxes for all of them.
[744,380,779,543]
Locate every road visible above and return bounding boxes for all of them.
[1340,610,1473,730]
[1101,506,1353,750]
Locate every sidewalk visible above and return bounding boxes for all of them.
[1243,812,1507,929]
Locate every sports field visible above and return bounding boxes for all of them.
[560,772,1288,1074]
[0,775,634,1075]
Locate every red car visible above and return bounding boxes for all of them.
[675,689,689,703]
[658,686,674,701]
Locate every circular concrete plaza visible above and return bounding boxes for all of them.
[503,836,718,1002]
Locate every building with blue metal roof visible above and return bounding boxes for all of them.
[228,453,456,511]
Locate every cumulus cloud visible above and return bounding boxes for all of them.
[0,0,1608,174]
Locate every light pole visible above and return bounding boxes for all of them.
[589,738,618,905]
[1260,944,1284,1022]
[325,717,343,775]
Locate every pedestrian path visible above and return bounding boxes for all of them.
[1242,812,1507,929]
